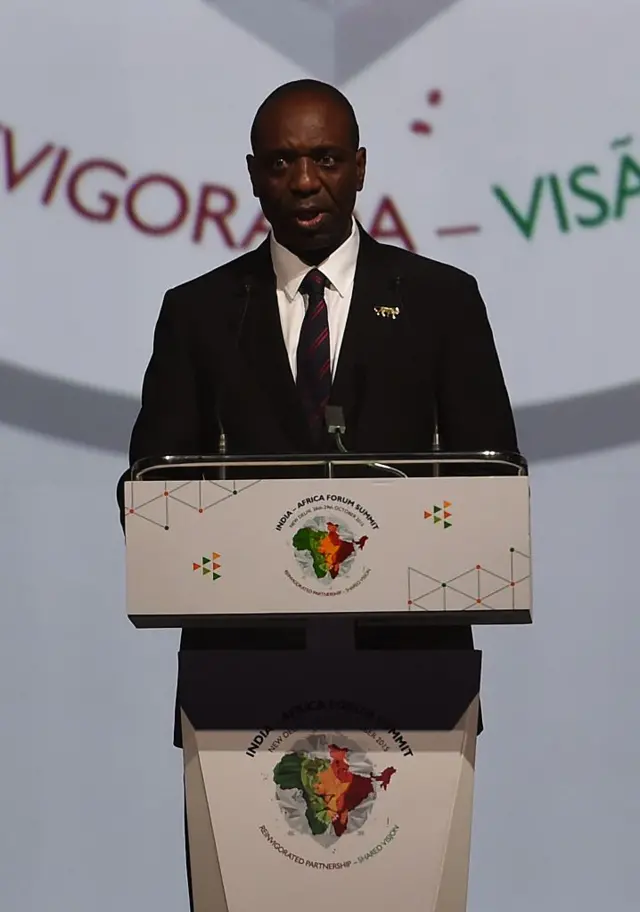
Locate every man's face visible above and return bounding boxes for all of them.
[247,92,366,262]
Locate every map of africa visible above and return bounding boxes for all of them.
[293,521,368,579]
[273,744,396,838]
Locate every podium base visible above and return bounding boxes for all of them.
[180,647,480,912]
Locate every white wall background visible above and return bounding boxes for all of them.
[1,0,639,909]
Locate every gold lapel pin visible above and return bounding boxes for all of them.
[374,306,400,320]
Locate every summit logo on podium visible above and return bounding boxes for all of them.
[275,493,378,598]
[292,515,368,583]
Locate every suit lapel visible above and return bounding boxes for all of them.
[236,240,310,446]
[331,229,402,442]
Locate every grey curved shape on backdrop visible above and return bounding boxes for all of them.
[1,359,639,462]
[206,0,461,84]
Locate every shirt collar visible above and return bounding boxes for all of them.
[270,217,360,302]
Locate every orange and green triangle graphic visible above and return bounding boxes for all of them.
[193,552,222,579]
[424,502,453,527]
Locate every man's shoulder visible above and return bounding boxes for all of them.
[371,238,477,288]
[166,244,268,299]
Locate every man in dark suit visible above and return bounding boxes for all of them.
[127,77,516,488]
[120,78,517,906]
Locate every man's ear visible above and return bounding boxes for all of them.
[355,147,367,192]
[246,154,259,199]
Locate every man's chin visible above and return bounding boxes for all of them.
[276,220,349,256]
[294,230,334,249]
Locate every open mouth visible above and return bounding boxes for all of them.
[293,210,326,229]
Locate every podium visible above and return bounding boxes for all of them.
[124,452,531,912]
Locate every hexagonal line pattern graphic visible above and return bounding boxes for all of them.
[205,0,461,83]
[407,549,531,611]
[126,479,262,530]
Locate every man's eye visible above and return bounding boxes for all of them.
[271,157,288,170]
[318,154,336,167]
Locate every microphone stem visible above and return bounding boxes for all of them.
[218,431,227,480]
[335,431,348,454]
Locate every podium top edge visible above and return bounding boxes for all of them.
[129,451,528,480]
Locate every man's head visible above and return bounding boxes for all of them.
[247,80,366,265]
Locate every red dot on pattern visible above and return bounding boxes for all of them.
[510,582,515,587]
[408,600,413,605]
[164,491,169,497]
[410,119,432,135]
[199,508,204,514]
[476,598,482,604]
[428,89,442,106]
[476,565,481,570]
[129,509,134,514]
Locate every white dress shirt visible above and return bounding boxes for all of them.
[270,218,360,381]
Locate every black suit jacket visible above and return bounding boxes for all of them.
[126,225,516,461]
[120,225,518,743]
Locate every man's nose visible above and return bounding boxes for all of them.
[289,157,321,195]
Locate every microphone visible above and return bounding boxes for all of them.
[392,274,401,305]
[393,273,440,475]
[324,403,407,478]
[432,415,441,477]
[325,404,348,453]
[216,275,253,479]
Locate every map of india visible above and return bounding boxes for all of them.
[273,745,396,838]
[293,521,368,579]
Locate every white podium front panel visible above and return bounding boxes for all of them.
[180,649,481,912]
[125,476,531,623]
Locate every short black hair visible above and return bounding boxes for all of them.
[250,79,360,152]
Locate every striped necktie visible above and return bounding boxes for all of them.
[296,268,331,443]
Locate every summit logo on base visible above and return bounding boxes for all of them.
[246,700,415,872]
